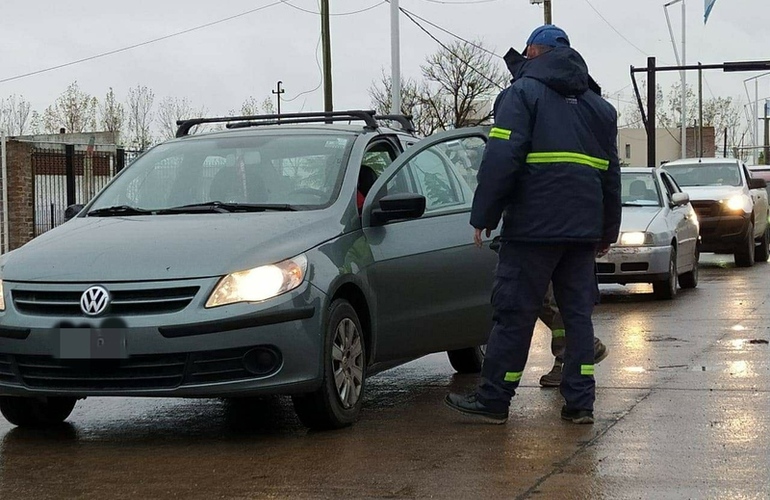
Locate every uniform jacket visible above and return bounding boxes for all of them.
[470,47,621,245]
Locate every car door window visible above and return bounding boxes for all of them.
[366,129,487,223]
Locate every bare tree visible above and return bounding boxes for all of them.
[99,87,125,144]
[126,85,155,150]
[42,81,98,133]
[0,95,33,135]
[157,97,208,140]
[622,83,667,128]
[369,71,440,136]
[421,40,506,129]
[231,96,275,116]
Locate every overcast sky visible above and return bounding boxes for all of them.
[1,0,769,123]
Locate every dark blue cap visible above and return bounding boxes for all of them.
[525,25,570,51]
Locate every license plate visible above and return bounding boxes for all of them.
[57,328,128,359]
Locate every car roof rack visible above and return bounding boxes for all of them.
[374,114,416,134]
[176,110,381,137]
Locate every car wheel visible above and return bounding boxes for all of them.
[0,396,77,427]
[447,345,486,374]
[735,222,755,268]
[678,246,699,289]
[292,299,366,430]
[653,246,677,300]
[755,225,770,263]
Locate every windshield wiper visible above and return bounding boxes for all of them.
[158,201,298,214]
[87,205,154,217]
[622,203,660,207]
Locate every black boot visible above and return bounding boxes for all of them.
[444,393,508,424]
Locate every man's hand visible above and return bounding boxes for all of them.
[474,228,492,248]
[596,243,611,258]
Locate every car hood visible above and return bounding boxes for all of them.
[0,212,341,282]
[619,207,662,233]
[679,186,744,201]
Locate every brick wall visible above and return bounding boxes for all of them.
[6,140,34,250]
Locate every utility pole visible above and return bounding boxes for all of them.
[320,0,333,113]
[698,63,703,157]
[664,0,687,159]
[272,81,285,116]
[391,0,401,114]
[530,0,552,25]
[765,101,770,165]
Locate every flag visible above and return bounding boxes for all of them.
[704,0,718,24]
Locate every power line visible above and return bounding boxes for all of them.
[282,34,324,102]
[388,2,502,60]
[281,0,386,16]
[0,1,285,85]
[417,0,500,4]
[582,0,650,58]
[399,8,504,91]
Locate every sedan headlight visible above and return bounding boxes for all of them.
[0,279,4,311]
[618,232,653,246]
[723,195,750,212]
[206,255,308,308]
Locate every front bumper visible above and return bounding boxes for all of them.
[596,245,671,284]
[0,278,326,398]
[697,214,751,253]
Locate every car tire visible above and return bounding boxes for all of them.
[735,222,756,268]
[678,246,699,289]
[447,345,486,374]
[653,246,677,300]
[0,396,77,427]
[755,225,770,263]
[292,299,366,431]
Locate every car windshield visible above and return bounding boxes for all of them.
[662,163,742,187]
[88,133,355,213]
[621,172,661,206]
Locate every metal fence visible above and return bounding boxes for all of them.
[32,146,115,236]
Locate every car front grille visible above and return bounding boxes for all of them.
[2,346,278,391]
[690,200,722,218]
[12,286,200,317]
[596,263,615,274]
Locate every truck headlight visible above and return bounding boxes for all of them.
[0,280,4,311]
[206,255,307,308]
[619,232,653,246]
[723,195,750,212]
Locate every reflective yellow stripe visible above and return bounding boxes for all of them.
[581,364,595,376]
[526,152,610,171]
[504,371,523,382]
[489,127,512,140]
[552,329,566,339]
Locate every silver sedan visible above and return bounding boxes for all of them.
[596,167,700,299]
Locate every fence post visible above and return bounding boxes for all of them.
[65,144,76,206]
[116,148,125,173]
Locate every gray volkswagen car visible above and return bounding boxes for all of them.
[0,111,495,430]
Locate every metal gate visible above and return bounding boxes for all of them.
[32,145,115,236]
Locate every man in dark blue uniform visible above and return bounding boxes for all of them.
[445,25,621,425]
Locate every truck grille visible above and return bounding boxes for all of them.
[12,286,200,317]
[690,200,722,218]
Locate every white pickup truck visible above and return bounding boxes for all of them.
[662,158,769,267]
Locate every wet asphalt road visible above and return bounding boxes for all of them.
[1,255,769,499]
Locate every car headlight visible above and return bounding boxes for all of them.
[723,195,750,212]
[619,232,653,246]
[205,254,308,308]
[0,279,4,311]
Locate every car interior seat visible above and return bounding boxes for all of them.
[358,164,379,198]
[629,179,648,200]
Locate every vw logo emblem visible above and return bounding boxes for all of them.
[80,286,111,316]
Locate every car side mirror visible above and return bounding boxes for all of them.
[64,204,85,221]
[370,194,426,226]
[670,192,689,207]
[749,178,767,190]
